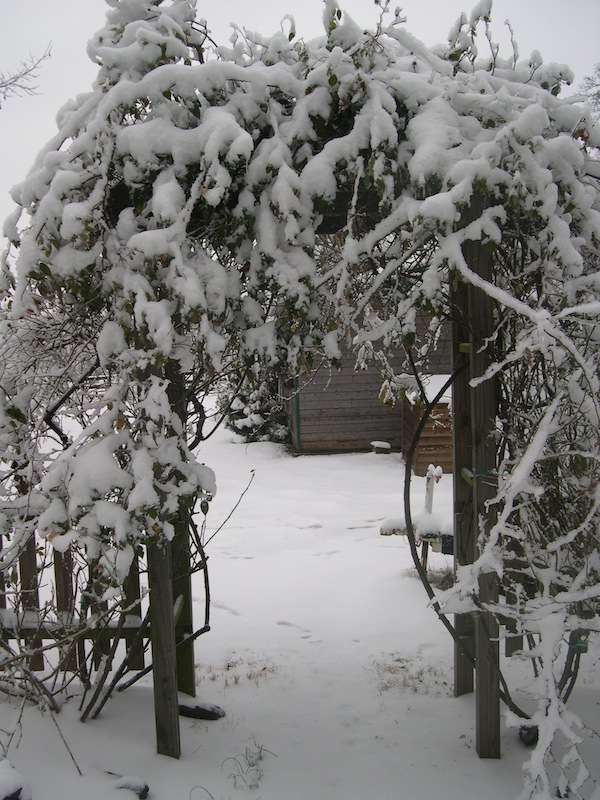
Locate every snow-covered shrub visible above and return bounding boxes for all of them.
[0,0,599,791]
[217,363,290,444]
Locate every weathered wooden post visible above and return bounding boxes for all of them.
[142,356,199,758]
[142,356,194,760]
[171,503,196,698]
[166,361,196,699]
[123,555,145,671]
[54,550,76,670]
[147,537,181,759]
[451,270,475,697]
[19,537,43,671]
[470,263,500,758]
[454,195,501,758]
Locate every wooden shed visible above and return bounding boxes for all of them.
[283,329,453,476]
[284,353,415,455]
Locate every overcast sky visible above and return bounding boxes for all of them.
[1,0,598,229]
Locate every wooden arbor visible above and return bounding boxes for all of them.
[0,507,210,760]
[319,183,505,756]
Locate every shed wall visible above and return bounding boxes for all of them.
[286,355,412,454]
[284,315,453,464]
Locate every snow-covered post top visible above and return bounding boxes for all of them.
[424,464,443,515]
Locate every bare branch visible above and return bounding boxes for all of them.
[0,45,51,108]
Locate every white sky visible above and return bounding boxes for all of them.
[1,0,598,228]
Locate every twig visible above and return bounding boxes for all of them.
[80,613,126,722]
[50,711,83,776]
[43,357,100,448]
[90,610,151,720]
[116,625,210,692]
[203,470,255,547]
[189,517,211,628]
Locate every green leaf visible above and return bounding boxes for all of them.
[402,331,416,349]
[5,406,27,424]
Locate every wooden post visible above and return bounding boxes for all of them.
[467,194,501,759]
[54,550,77,671]
[88,559,112,670]
[451,270,475,697]
[172,511,195,697]
[166,362,196,699]
[475,571,500,757]
[19,536,44,671]
[147,537,181,759]
[123,554,145,671]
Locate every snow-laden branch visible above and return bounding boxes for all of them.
[1,0,599,792]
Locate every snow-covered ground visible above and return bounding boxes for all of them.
[2,421,599,799]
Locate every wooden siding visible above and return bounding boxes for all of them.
[411,402,453,476]
[284,315,454,467]
[286,356,410,453]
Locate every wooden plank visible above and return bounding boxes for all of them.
[172,512,195,698]
[414,429,452,440]
[297,427,402,441]
[476,572,500,757]
[297,422,402,435]
[54,550,77,671]
[297,416,400,429]
[166,363,196,699]
[416,433,453,444]
[88,561,112,670]
[19,536,44,671]
[298,390,389,402]
[300,372,389,386]
[123,554,144,671]
[147,538,181,759]
[467,194,501,759]
[297,406,401,420]
[297,442,399,453]
[297,401,400,416]
[417,436,453,447]
[297,433,401,446]
[452,218,476,698]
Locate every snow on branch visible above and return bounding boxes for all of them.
[1,0,599,793]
